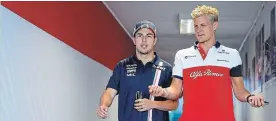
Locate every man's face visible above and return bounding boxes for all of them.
[194,15,218,43]
[133,28,156,55]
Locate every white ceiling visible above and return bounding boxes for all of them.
[105,1,263,64]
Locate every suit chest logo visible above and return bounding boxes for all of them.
[152,64,166,71]
[190,69,224,79]
[126,64,137,76]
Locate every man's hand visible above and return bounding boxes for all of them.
[97,105,108,119]
[248,94,265,108]
[134,98,156,112]
[148,85,166,97]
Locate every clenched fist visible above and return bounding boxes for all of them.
[97,105,108,119]
[248,94,265,108]
[148,85,166,97]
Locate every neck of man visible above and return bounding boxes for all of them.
[198,36,216,53]
[136,51,155,65]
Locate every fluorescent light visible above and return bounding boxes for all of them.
[179,19,195,35]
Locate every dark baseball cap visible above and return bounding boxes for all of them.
[133,20,157,37]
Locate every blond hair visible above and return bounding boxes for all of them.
[191,5,219,23]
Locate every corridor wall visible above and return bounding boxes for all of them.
[236,2,276,121]
[0,2,134,121]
